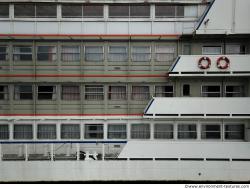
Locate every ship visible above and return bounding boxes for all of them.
[0,0,250,182]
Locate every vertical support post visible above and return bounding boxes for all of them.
[66,144,70,157]
[0,143,2,161]
[25,144,28,161]
[76,143,80,161]
[102,144,105,161]
[51,143,54,161]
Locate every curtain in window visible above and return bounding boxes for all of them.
[14,85,33,100]
[62,86,80,100]
[61,124,80,139]
[132,86,149,100]
[85,85,104,100]
[109,86,126,100]
[0,124,9,139]
[131,46,151,62]
[37,46,57,61]
[14,124,33,139]
[178,124,197,139]
[108,124,126,139]
[85,46,103,61]
[61,46,80,62]
[154,124,173,139]
[37,124,56,139]
[131,124,150,139]
[155,46,175,62]
[108,46,128,62]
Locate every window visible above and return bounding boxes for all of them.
[61,124,80,139]
[184,5,198,18]
[0,124,9,140]
[37,46,57,61]
[83,5,103,17]
[37,86,56,100]
[85,85,104,100]
[14,85,33,100]
[61,46,80,62]
[85,46,103,62]
[183,44,191,55]
[182,84,190,96]
[155,85,174,97]
[226,44,245,54]
[202,46,222,55]
[37,124,56,139]
[85,124,103,139]
[0,4,9,18]
[108,86,127,100]
[0,46,8,61]
[14,124,33,139]
[0,85,8,100]
[225,85,244,97]
[131,86,150,100]
[225,124,245,140]
[14,4,35,18]
[36,4,56,18]
[131,46,151,62]
[108,46,128,62]
[130,5,150,17]
[201,124,221,139]
[62,4,82,18]
[201,85,221,97]
[108,124,127,139]
[155,45,175,62]
[13,46,32,61]
[131,124,150,139]
[109,5,129,17]
[61,85,80,100]
[155,5,184,18]
[178,124,197,139]
[154,124,173,139]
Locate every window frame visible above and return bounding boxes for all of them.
[37,85,57,100]
[202,46,222,55]
[61,85,80,101]
[108,85,127,100]
[0,85,9,100]
[107,124,127,139]
[107,45,128,62]
[84,45,104,62]
[154,123,174,139]
[14,85,33,100]
[131,85,150,100]
[13,45,33,61]
[0,45,9,61]
[130,123,150,139]
[85,85,104,101]
[154,45,176,62]
[131,46,151,62]
[84,124,104,139]
[61,45,81,62]
[0,124,9,140]
[201,123,222,140]
[13,123,33,140]
[154,85,174,97]
[177,123,197,139]
[36,45,57,62]
[60,123,80,139]
[224,123,245,140]
[37,123,57,140]
[201,85,221,97]
[225,84,244,97]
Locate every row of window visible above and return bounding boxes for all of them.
[0,4,199,18]
[0,84,245,101]
[0,123,245,140]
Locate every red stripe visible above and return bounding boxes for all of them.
[0,114,143,116]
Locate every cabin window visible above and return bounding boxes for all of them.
[37,86,56,100]
[84,124,104,139]
[130,5,150,17]
[155,45,175,62]
[61,46,80,62]
[225,124,245,140]
[184,5,198,18]
[85,46,104,62]
[183,44,191,55]
[83,5,103,17]
[182,84,190,96]
[225,85,244,97]
[14,85,33,100]
[201,124,221,139]
[61,124,80,139]
[85,85,104,100]
[0,46,8,61]
[109,5,129,17]
[155,85,174,97]
[202,46,222,55]
[13,46,32,61]
[201,85,221,97]
[0,4,9,18]
[14,4,35,18]
[62,4,82,18]
[36,4,57,18]
[131,86,150,100]
[108,46,128,62]
[108,124,127,139]
[155,5,184,18]
[178,124,197,139]
[154,124,173,139]
[37,124,56,139]
[131,46,151,62]
[61,85,80,101]
[14,124,33,139]
[37,46,57,61]
[108,86,127,100]
[0,85,8,100]
[0,124,9,140]
[226,44,245,54]
[131,124,150,139]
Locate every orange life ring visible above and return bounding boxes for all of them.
[217,56,230,69]
[198,56,211,69]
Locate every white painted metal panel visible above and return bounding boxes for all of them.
[60,22,82,34]
[106,22,129,34]
[13,22,36,34]
[152,22,175,34]
[83,22,106,34]
[0,22,11,33]
[129,22,152,34]
[36,22,59,34]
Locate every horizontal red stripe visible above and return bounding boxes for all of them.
[0,114,143,117]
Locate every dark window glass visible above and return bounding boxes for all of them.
[37,124,56,139]
[109,5,129,17]
[155,86,174,97]
[131,124,150,139]
[0,4,9,17]
[62,4,82,18]
[83,5,103,17]
[36,4,57,18]
[178,124,197,139]
[14,85,33,100]
[38,86,56,100]
[225,124,244,140]
[61,124,80,139]
[108,124,127,139]
[13,46,32,61]
[155,5,175,17]
[201,124,221,139]
[130,5,150,17]
[85,124,103,139]
[202,86,221,97]
[0,85,8,100]
[14,124,33,139]
[154,124,173,139]
[37,46,57,61]
[0,124,9,140]
[176,6,184,17]
[14,4,35,17]
[0,46,8,61]
[183,84,190,96]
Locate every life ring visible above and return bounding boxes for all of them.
[198,56,211,69]
[217,56,230,69]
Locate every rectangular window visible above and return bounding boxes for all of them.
[14,85,33,100]
[62,4,82,18]
[154,124,173,139]
[155,45,175,62]
[85,124,103,139]
[61,124,80,139]
[108,124,127,139]
[155,85,174,97]
[37,124,56,139]
[0,46,8,61]
[176,6,184,17]
[0,124,9,140]
[131,86,150,100]
[0,85,8,100]
[130,5,150,17]
[131,124,150,139]
[201,124,221,139]
[61,85,80,101]
[108,46,128,62]
[13,46,32,61]
[83,5,103,17]
[36,4,56,18]
[226,44,245,54]
[202,85,221,97]
[202,46,222,55]
[85,85,104,100]
[184,5,198,18]
[37,46,57,61]
[108,86,127,100]
[131,46,151,62]
[225,124,244,140]
[109,5,129,17]
[61,46,80,62]
[85,46,103,62]
[225,85,244,97]
[0,4,9,18]
[14,124,33,139]
[14,4,35,18]
[155,5,175,17]
[178,124,197,139]
[37,86,56,100]
[183,84,190,96]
